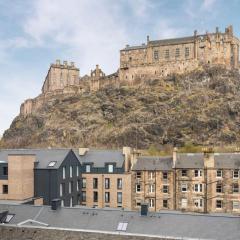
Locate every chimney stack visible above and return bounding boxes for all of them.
[173,147,178,168]
[123,147,132,172]
[147,35,150,43]
[79,148,89,156]
[63,61,68,66]
[70,62,75,67]
[56,59,61,65]
[203,147,214,168]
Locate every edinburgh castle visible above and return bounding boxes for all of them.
[20,25,240,116]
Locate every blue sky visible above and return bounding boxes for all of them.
[0,0,240,136]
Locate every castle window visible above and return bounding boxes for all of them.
[165,49,170,59]
[175,48,180,58]
[185,47,190,57]
[129,57,132,61]
[153,50,159,60]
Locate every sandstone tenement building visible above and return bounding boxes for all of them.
[1,147,240,215]
[20,25,239,116]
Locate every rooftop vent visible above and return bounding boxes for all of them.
[79,148,89,156]
[140,203,148,216]
[51,199,61,211]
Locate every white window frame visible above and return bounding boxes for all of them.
[60,183,63,197]
[232,183,239,193]
[194,198,203,208]
[233,201,239,210]
[62,166,66,179]
[194,184,203,192]
[216,169,222,178]
[163,185,168,193]
[69,182,72,194]
[233,170,239,179]
[149,184,155,193]
[70,166,73,178]
[194,170,202,178]
[216,199,222,209]
[76,166,79,177]
[149,198,155,208]
[108,164,114,173]
[136,184,141,193]
[181,183,187,192]
[86,165,91,173]
[149,171,154,180]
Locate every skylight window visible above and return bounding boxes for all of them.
[5,214,15,223]
[117,222,128,231]
[48,161,57,167]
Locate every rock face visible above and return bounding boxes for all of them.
[1,66,240,149]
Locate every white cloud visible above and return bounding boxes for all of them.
[202,0,217,10]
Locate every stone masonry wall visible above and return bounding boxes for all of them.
[0,226,178,240]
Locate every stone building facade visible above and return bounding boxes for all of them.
[0,147,240,214]
[119,25,239,84]
[131,148,240,214]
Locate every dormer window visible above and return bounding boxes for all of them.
[86,165,91,173]
[108,164,114,173]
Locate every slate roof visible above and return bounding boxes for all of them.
[175,153,204,169]
[149,36,195,46]
[121,45,147,51]
[132,156,173,171]
[73,149,125,168]
[214,153,240,169]
[0,149,71,169]
[0,203,240,240]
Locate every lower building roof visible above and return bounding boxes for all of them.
[0,149,72,169]
[73,149,125,168]
[0,204,239,240]
[132,156,173,171]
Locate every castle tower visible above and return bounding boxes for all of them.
[42,60,80,94]
[90,64,105,91]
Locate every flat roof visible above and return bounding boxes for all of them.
[0,204,239,240]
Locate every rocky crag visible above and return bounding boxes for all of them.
[1,65,240,150]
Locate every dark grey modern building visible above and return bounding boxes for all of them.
[0,149,81,207]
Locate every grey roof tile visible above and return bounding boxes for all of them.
[0,149,71,169]
[73,149,125,168]
[132,156,173,171]
[176,153,204,169]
